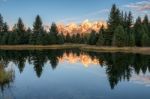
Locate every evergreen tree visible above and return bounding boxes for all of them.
[107,4,121,45]
[143,15,149,26]
[65,33,71,43]
[27,27,32,33]
[42,33,50,45]
[0,14,3,32]
[33,15,43,33]
[29,33,36,45]
[15,18,27,44]
[112,25,127,47]
[7,32,16,45]
[88,30,98,45]
[17,18,25,33]
[126,11,133,33]
[141,28,150,47]
[49,23,58,44]
[128,31,135,47]
[3,22,9,32]
[1,33,8,44]
[108,4,121,32]
[71,34,76,43]
[57,34,64,44]
[143,15,150,37]
[76,33,81,43]
[31,15,44,44]
[96,26,105,46]
[122,12,127,29]
[134,16,142,46]
[36,33,44,45]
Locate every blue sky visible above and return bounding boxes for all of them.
[0,0,150,27]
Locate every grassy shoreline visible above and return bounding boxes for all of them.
[0,44,150,55]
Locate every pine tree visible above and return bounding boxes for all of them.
[141,29,150,47]
[0,14,3,32]
[76,33,81,43]
[96,26,105,46]
[134,16,142,46]
[143,15,150,37]
[112,25,127,47]
[57,34,64,44]
[108,4,121,32]
[8,32,16,45]
[36,33,43,45]
[1,32,8,44]
[88,30,98,45]
[31,15,44,44]
[27,27,32,33]
[3,22,9,32]
[122,12,127,29]
[15,18,27,44]
[33,15,43,33]
[29,33,36,45]
[71,34,76,43]
[17,18,25,33]
[128,30,135,46]
[49,23,58,44]
[65,33,71,43]
[143,15,149,26]
[107,4,121,45]
[126,11,133,33]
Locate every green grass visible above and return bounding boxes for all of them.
[0,44,150,55]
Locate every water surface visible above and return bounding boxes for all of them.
[0,49,150,99]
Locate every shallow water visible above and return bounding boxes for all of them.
[0,49,150,99]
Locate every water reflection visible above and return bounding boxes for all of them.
[0,49,150,91]
[0,62,14,93]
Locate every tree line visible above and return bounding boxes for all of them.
[0,4,150,46]
[89,4,150,47]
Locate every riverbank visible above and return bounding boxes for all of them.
[0,44,84,50]
[0,44,150,55]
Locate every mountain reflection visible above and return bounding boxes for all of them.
[58,52,100,67]
[0,49,150,90]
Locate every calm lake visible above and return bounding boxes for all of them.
[0,49,150,99]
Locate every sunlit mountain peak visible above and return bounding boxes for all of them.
[57,19,107,35]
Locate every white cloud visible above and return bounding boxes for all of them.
[124,0,150,11]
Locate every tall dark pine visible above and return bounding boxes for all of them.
[126,11,133,32]
[107,4,121,45]
[143,15,149,26]
[143,15,150,37]
[65,33,71,43]
[30,15,44,44]
[33,15,43,33]
[96,25,105,46]
[0,22,8,45]
[0,14,3,32]
[49,23,58,44]
[17,18,25,33]
[3,22,9,32]
[134,16,142,46]
[88,30,98,45]
[16,18,27,44]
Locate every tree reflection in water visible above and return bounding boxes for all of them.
[0,49,150,90]
[0,62,15,98]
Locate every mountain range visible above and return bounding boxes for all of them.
[44,20,107,35]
